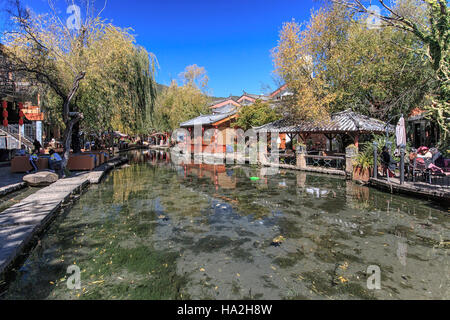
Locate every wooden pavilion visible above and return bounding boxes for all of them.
[254,109,392,152]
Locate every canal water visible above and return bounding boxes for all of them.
[2,150,449,300]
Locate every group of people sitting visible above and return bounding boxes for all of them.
[16,141,64,178]
[381,145,449,179]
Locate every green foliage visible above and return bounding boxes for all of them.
[74,27,157,135]
[233,99,281,131]
[4,3,157,138]
[332,0,449,148]
[354,150,373,170]
[327,24,433,119]
[273,2,433,122]
[354,134,411,169]
[274,0,449,146]
[152,65,211,131]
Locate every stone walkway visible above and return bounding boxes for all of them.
[0,167,27,197]
[0,157,128,276]
[0,174,90,275]
[0,167,26,189]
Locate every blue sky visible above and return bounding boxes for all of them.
[4,0,319,97]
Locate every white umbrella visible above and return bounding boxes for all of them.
[396,116,406,147]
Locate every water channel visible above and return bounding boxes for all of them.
[2,150,448,300]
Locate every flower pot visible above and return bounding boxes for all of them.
[353,166,371,182]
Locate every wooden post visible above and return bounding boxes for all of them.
[354,134,359,149]
[373,141,378,180]
[400,144,405,185]
[279,133,286,150]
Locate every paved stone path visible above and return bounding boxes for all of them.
[0,157,128,276]
[0,182,27,197]
[0,174,89,275]
[0,167,26,189]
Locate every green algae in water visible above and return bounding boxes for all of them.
[2,150,449,300]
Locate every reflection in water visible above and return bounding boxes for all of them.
[3,150,449,300]
[397,240,408,267]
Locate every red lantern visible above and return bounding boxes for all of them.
[2,100,7,127]
[18,102,24,126]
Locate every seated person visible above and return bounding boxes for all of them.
[49,138,56,149]
[15,145,27,157]
[433,151,450,172]
[49,149,63,178]
[28,150,39,173]
[381,146,397,177]
[417,146,432,159]
[411,148,448,176]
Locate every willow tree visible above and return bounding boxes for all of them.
[76,26,157,138]
[2,0,107,168]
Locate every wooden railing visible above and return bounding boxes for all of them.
[304,154,345,170]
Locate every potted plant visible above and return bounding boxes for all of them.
[352,145,373,182]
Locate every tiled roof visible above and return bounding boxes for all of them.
[212,104,238,114]
[254,109,392,134]
[180,110,237,127]
[208,97,240,107]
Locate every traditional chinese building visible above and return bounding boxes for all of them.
[178,85,294,154]
[407,108,440,148]
[0,45,44,159]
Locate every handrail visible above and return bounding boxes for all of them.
[304,155,345,160]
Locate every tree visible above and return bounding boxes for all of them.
[272,2,433,123]
[272,19,335,122]
[324,8,433,119]
[2,0,106,168]
[3,0,158,161]
[332,0,449,146]
[179,64,209,94]
[74,27,157,137]
[153,65,211,131]
[233,99,281,131]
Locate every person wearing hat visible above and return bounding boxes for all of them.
[417,146,432,160]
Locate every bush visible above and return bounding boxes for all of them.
[353,134,410,169]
